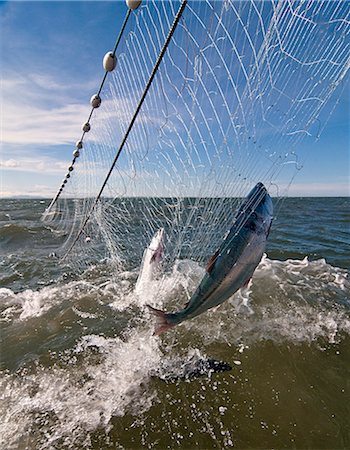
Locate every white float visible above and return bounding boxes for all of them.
[90,94,101,108]
[103,51,117,72]
[127,0,142,11]
[82,122,91,132]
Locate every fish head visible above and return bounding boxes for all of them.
[149,227,165,263]
[157,228,165,251]
[241,183,273,236]
[149,228,164,247]
[158,227,165,239]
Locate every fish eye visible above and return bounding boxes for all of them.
[249,222,256,231]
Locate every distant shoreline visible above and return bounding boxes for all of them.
[1,196,349,200]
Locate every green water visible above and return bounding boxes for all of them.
[0,198,349,449]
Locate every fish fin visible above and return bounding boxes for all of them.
[183,301,190,309]
[206,249,220,273]
[266,221,272,238]
[147,305,176,335]
[242,278,251,288]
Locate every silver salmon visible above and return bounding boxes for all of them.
[135,228,164,294]
[148,182,273,335]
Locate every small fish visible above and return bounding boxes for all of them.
[148,182,273,334]
[135,228,164,293]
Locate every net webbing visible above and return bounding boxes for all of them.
[43,0,349,274]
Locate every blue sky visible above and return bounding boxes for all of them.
[1,0,349,198]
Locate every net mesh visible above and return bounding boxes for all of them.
[43,0,349,274]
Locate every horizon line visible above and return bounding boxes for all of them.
[1,195,349,200]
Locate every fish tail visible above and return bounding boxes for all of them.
[146,305,177,335]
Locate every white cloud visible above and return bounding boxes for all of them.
[1,72,166,147]
[28,73,97,93]
[0,158,18,168]
[2,70,347,199]
[1,71,97,146]
[2,101,91,146]
[1,157,68,174]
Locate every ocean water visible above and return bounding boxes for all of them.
[0,197,349,450]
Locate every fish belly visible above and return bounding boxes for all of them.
[184,236,266,320]
[135,248,160,292]
[203,260,256,309]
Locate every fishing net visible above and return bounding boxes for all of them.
[43,0,349,274]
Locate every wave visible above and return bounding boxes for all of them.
[0,223,40,250]
[0,329,161,450]
[0,223,63,253]
[0,222,35,237]
[0,256,349,449]
[1,256,348,343]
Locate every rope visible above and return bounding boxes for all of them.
[45,8,132,214]
[62,0,188,261]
